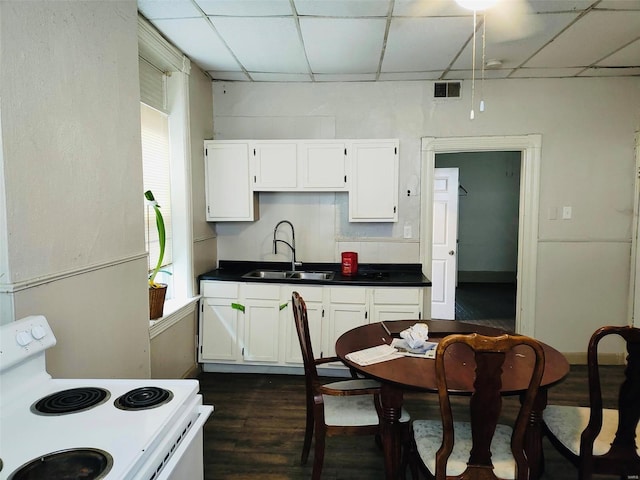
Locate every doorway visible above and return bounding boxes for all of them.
[420,135,542,337]
[436,151,520,331]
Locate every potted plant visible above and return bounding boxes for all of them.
[145,190,168,319]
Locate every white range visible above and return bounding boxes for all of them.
[0,315,213,480]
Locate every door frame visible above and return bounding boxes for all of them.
[420,135,542,337]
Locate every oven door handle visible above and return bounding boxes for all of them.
[153,404,213,480]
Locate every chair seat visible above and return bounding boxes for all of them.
[413,419,516,479]
[544,405,640,456]
[323,379,410,427]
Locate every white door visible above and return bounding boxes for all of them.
[431,168,459,319]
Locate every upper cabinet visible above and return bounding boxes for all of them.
[252,141,298,191]
[204,139,398,222]
[204,141,257,222]
[348,140,399,222]
[299,141,347,191]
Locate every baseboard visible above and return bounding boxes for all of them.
[458,271,516,283]
[563,352,626,365]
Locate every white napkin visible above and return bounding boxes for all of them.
[345,344,402,366]
[399,323,430,349]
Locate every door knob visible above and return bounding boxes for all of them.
[449,250,455,255]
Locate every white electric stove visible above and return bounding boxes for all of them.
[0,315,213,480]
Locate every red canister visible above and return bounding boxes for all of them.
[341,252,358,276]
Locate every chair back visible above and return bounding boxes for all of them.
[291,291,319,383]
[582,325,640,475]
[434,333,545,480]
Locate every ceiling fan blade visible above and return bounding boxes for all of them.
[486,0,542,42]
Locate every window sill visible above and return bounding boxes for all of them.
[149,296,201,339]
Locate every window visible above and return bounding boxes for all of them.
[141,103,174,297]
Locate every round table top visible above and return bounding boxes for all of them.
[335,319,570,395]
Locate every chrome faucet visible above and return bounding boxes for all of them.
[273,220,302,271]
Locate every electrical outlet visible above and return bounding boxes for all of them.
[562,206,572,219]
[404,225,412,239]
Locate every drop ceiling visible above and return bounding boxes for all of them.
[137,0,640,82]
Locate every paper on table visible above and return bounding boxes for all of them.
[391,338,437,359]
[345,344,403,366]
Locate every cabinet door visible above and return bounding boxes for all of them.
[349,140,399,222]
[370,287,423,323]
[242,283,282,363]
[300,141,347,191]
[326,287,368,359]
[284,286,324,364]
[199,297,240,362]
[252,141,298,190]
[204,141,255,221]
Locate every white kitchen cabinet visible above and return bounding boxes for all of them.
[283,286,324,364]
[252,141,298,191]
[299,141,347,191]
[370,287,423,323]
[242,283,282,363]
[348,140,399,222]
[199,282,241,362]
[326,287,368,361]
[204,141,257,221]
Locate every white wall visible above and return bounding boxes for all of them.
[211,77,640,355]
[0,1,151,377]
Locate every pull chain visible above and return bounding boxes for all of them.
[480,13,486,112]
[470,9,477,120]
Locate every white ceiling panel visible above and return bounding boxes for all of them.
[210,17,308,73]
[294,0,391,17]
[509,67,586,77]
[138,0,640,82]
[138,0,201,19]
[597,38,640,66]
[383,17,471,72]
[196,0,293,16]
[445,68,514,80]
[525,11,640,67]
[152,18,239,71]
[301,18,386,74]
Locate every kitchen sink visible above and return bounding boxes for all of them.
[242,269,335,281]
[242,270,290,279]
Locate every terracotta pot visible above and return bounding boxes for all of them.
[149,284,167,319]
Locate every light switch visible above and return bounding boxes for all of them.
[562,206,572,219]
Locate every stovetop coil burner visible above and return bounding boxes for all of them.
[31,388,110,416]
[7,447,113,480]
[114,386,173,410]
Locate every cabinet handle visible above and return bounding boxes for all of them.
[344,175,347,183]
[365,311,368,320]
[394,206,397,213]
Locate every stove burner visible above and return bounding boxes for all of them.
[7,447,113,480]
[114,386,173,410]
[31,388,110,416]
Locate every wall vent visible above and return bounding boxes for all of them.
[434,82,461,98]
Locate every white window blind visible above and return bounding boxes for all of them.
[141,103,173,275]
[139,57,167,113]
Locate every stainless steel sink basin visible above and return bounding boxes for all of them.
[287,271,335,280]
[242,269,335,281]
[242,270,290,279]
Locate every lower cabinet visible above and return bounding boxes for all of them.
[199,281,425,371]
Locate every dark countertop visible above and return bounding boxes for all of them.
[199,260,431,287]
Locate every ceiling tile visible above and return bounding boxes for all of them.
[578,66,640,76]
[379,71,443,80]
[195,0,293,16]
[301,18,386,74]
[151,18,239,71]
[526,0,596,13]
[294,0,391,17]
[206,71,251,81]
[250,72,313,81]
[382,17,471,72]
[314,73,378,81]
[508,67,585,77]
[596,0,640,9]
[445,68,514,79]
[392,0,471,17]
[525,10,640,67]
[210,17,308,73]
[597,38,640,66]
[138,0,201,19]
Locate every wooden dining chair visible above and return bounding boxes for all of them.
[543,325,640,479]
[291,291,412,480]
[411,333,546,480]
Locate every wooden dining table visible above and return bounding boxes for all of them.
[335,319,570,480]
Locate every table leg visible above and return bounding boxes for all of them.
[380,382,404,480]
[523,387,548,479]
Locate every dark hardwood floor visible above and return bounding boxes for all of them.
[456,282,516,332]
[198,365,624,479]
